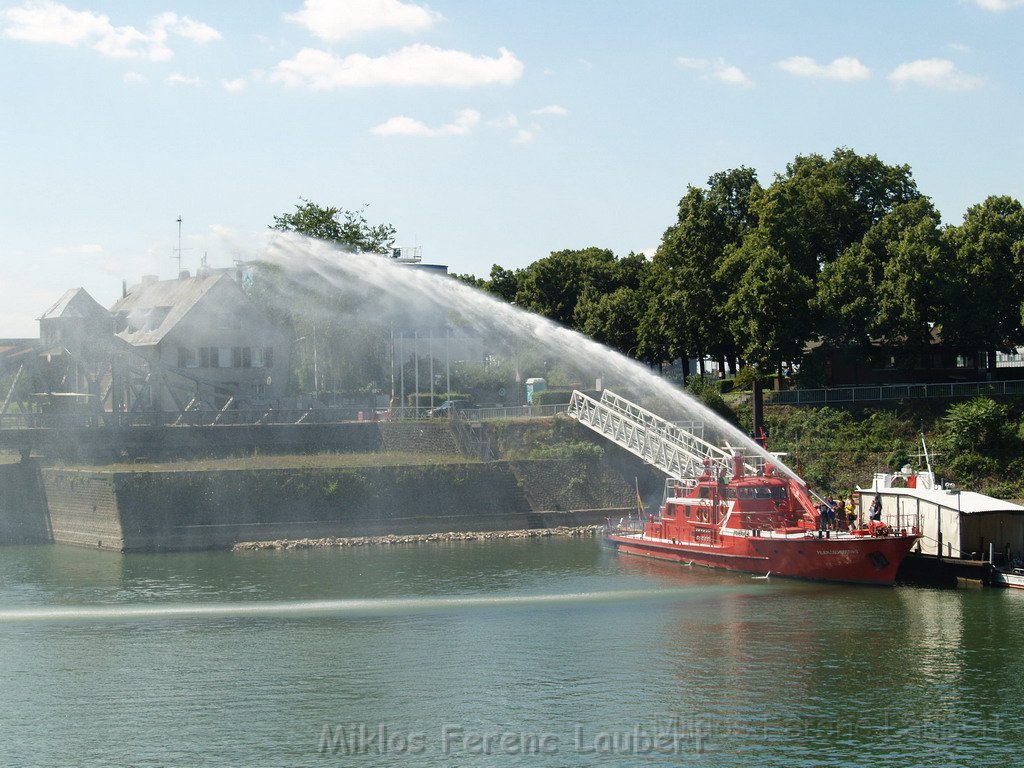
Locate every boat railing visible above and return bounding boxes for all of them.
[607,515,646,535]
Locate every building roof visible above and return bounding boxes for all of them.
[867,485,1024,515]
[110,273,233,347]
[40,287,111,322]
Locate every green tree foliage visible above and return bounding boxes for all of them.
[726,240,814,371]
[653,167,761,375]
[456,149,1024,390]
[484,265,520,302]
[573,252,652,356]
[938,196,1024,372]
[684,375,737,425]
[874,199,948,346]
[756,149,919,279]
[939,397,1010,454]
[271,198,396,253]
[514,247,618,326]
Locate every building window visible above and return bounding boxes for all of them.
[955,354,973,369]
[218,347,232,368]
[250,382,266,397]
[252,347,265,368]
[200,347,210,368]
[177,347,199,369]
[242,347,252,368]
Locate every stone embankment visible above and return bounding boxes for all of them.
[232,524,603,551]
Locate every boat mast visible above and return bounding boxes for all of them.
[920,431,934,479]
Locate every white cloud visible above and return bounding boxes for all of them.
[677,56,753,87]
[271,44,523,89]
[123,70,147,84]
[948,42,970,53]
[490,112,518,129]
[0,1,221,61]
[370,108,481,137]
[512,129,534,144]
[48,243,103,255]
[776,56,870,81]
[530,104,568,116]
[165,13,221,44]
[285,0,441,41]
[166,72,202,87]
[973,0,1024,10]
[887,58,984,91]
[221,77,247,93]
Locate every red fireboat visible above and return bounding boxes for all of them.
[606,454,919,585]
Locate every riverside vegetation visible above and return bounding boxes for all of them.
[729,393,1024,500]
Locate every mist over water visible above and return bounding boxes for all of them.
[257,233,798,482]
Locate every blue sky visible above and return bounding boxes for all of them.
[1,0,1022,336]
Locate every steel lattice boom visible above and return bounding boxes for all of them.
[566,389,758,480]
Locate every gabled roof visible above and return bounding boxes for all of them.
[40,287,111,322]
[110,273,238,346]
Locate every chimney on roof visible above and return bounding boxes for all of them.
[122,280,127,299]
[179,270,191,280]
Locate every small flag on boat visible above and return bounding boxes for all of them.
[635,478,644,516]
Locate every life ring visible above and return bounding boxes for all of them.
[699,508,709,522]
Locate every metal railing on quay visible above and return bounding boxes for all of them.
[765,378,1024,406]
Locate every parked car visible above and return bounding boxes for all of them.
[427,399,469,418]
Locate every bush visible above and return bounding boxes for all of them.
[939,397,1010,453]
[733,366,771,391]
[685,376,738,426]
[528,441,604,461]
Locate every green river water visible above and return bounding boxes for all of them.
[1,537,1022,767]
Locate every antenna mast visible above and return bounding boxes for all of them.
[172,216,191,275]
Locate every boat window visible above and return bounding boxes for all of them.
[699,487,711,499]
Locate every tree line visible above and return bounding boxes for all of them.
[268,148,1024,392]
[458,148,1024,382]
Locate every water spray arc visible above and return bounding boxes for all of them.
[256,232,795,482]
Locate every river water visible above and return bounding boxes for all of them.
[1,537,1021,767]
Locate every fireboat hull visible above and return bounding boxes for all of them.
[606,531,919,585]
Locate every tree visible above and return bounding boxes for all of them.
[651,168,761,375]
[755,148,919,280]
[725,240,814,372]
[813,197,947,350]
[272,198,396,253]
[874,199,948,347]
[451,272,486,289]
[514,247,617,326]
[573,253,653,356]
[484,265,522,303]
[939,195,1024,374]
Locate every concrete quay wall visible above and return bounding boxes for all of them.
[37,459,635,551]
[0,462,51,545]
